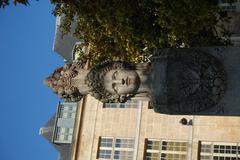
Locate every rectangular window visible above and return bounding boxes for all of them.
[145,139,187,160]
[53,102,78,144]
[104,100,139,109]
[100,138,113,147]
[97,137,135,160]
[200,142,240,160]
[59,103,77,118]
[219,0,239,3]
[54,127,73,142]
[218,0,240,12]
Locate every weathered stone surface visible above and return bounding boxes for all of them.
[198,47,240,116]
[45,47,240,115]
[151,48,227,114]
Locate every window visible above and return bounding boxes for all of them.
[218,0,240,12]
[55,127,73,142]
[200,142,240,160]
[59,103,77,118]
[221,5,237,11]
[53,102,78,144]
[98,138,113,159]
[104,100,139,108]
[219,0,239,3]
[145,139,187,160]
[98,137,135,160]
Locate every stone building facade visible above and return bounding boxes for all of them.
[41,96,240,160]
[66,95,240,160]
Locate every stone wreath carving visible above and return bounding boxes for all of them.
[151,49,227,114]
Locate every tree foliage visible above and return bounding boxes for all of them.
[8,0,232,64]
[1,0,235,63]
[0,0,28,8]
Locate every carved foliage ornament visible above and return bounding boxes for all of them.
[44,62,85,102]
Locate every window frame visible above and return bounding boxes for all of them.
[103,100,139,109]
[199,141,240,160]
[97,137,135,160]
[52,102,78,144]
[145,138,188,160]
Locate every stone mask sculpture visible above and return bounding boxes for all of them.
[45,48,227,114]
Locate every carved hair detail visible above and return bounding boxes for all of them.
[86,61,137,102]
[45,60,139,102]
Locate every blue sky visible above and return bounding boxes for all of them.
[0,1,63,160]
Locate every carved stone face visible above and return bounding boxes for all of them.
[104,69,140,95]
